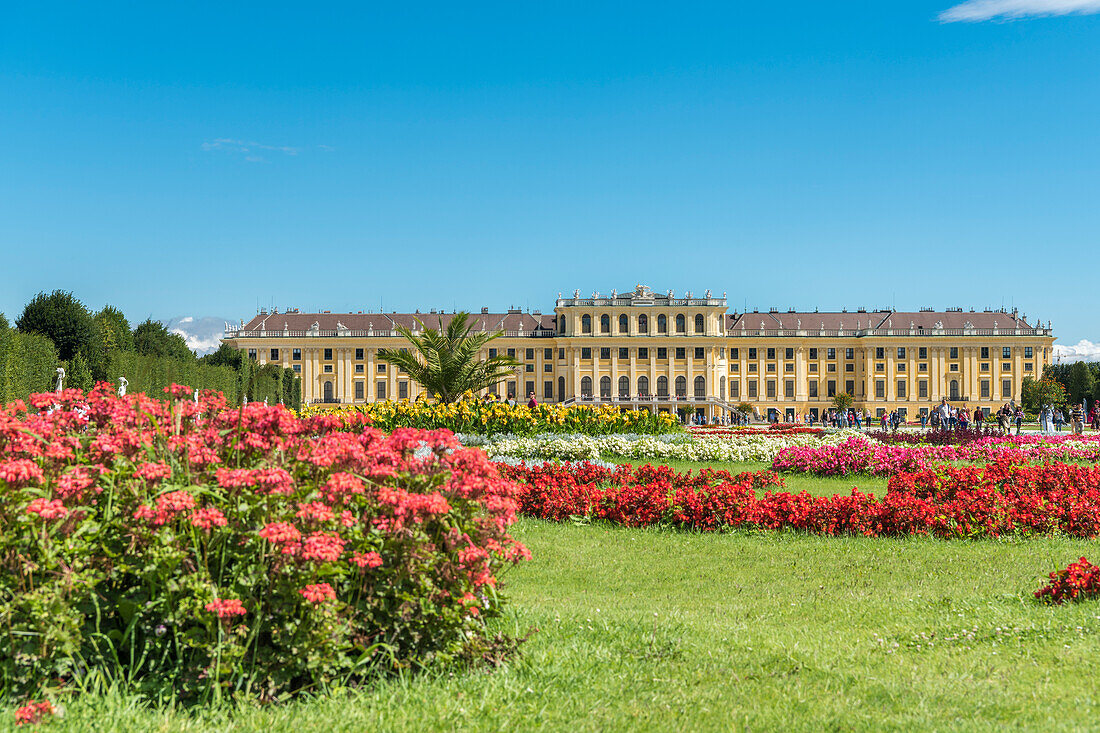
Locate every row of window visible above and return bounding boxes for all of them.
[577,313,706,335]
[730,378,1015,401]
[578,375,707,398]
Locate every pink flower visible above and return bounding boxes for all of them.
[351,551,383,568]
[299,532,345,562]
[299,582,336,603]
[205,598,247,618]
[25,498,67,521]
[191,507,228,530]
[258,521,301,544]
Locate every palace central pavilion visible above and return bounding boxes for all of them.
[223,285,1054,421]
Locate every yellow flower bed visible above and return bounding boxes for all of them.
[299,398,681,436]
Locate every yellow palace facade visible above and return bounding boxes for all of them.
[223,284,1055,421]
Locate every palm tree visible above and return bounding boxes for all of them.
[376,312,521,403]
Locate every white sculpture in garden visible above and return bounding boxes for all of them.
[55,367,65,393]
[118,377,128,397]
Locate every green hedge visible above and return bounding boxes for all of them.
[0,330,60,405]
[107,351,241,403]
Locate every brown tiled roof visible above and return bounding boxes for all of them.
[240,311,556,333]
[727,309,1043,334]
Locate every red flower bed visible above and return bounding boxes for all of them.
[502,460,1100,539]
[0,384,528,701]
[1035,557,1100,604]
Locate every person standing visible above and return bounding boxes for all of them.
[1072,402,1085,435]
[527,391,537,409]
[1054,406,1064,432]
[1015,406,1025,436]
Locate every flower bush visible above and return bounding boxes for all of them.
[299,399,680,436]
[1034,557,1100,604]
[502,460,1100,539]
[0,385,528,701]
[468,430,859,463]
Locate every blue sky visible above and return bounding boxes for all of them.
[1,1,1098,355]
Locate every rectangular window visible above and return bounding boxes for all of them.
[544,364,552,372]
[809,381,818,398]
[731,348,739,359]
[694,347,704,360]
[1003,347,1012,359]
[525,364,534,372]
[897,380,906,398]
[526,348,534,360]
[919,347,927,359]
[875,347,885,359]
[950,347,958,359]
[918,363,927,372]
[730,381,739,397]
[324,348,332,360]
[676,347,686,360]
[398,382,408,399]
[1002,362,1011,371]
[354,382,364,400]
[748,348,758,360]
[489,348,497,358]
[292,348,301,360]
[544,381,553,399]
[1002,379,1012,398]
[581,347,592,359]
[827,348,836,360]
[639,347,649,359]
[808,363,818,372]
[539,348,550,360]
[980,347,989,359]
[809,348,818,359]
[748,380,758,398]
[748,363,758,372]
[323,364,333,373]
[981,381,990,398]
[376,382,386,399]
[897,363,905,372]
[620,348,629,360]
[1024,347,1033,359]
[827,380,836,398]
[354,364,364,373]
[845,380,855,395]
[845,363,854,372]
[657,347,668,360]
[730,363,739,372]
[897,347,906,359]
[950,363,959,371]
[355,348,364,360]
[767,363,777,372]
[980,362,989,372]
[767,348,776,360]
[507,380,517,397]
[919,381,928,398]
[785,363,795,373]
[507,348,516,358]
[845,348,854,359]
[377,363,386,372]
[600,347,611,360]
[875,380,885,399]
[558,348,565,360]
[525,380,535,398]
[785,379,794,398]
[786,348,794,359]
[293,364,301,373]
[247,349,257,360]
[767,380,776,398]
[875,363,885,373]
[269,348,279,360]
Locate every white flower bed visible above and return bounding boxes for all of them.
[460,430,863,463]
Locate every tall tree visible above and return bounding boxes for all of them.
[16,290,94,361]
[87,305,135,381]
[68,352,94,391]
[1022,375,1067,412]
[1066,361,1096,405]
[133,319,195,361]
[376,312,520,403]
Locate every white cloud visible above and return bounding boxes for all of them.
[164,316,231,356]
[939,0,1100,21]
[201,138,300,162]
[1053,339,1100,363]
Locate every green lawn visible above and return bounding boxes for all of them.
[13,519,1100,732]
[611,457,889,497]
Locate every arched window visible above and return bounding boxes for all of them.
[600,376,612,398]
[581,315,592,334]
[581,376,592,396]
[618,376,629,397]
[950,380,960,401]
[323,382,334,402]
[557,317,565,335]
[657,376,669,397]
[694,376,706,398]
[600,314,610,333]
[675,314,686,333]
[675,376,687,397]
[657,314,667,333]
[557,376,565,402]
[638,314,648,333]
[619,314,629,333]
[694,314,705,334]
[638,375,649,396]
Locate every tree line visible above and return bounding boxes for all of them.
[0,290,299,408]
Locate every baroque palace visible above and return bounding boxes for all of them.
[223,285,1055,422]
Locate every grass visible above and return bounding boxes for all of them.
[9,521,1100,732]
[5,457,1098,731]
[611,457,889,497]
